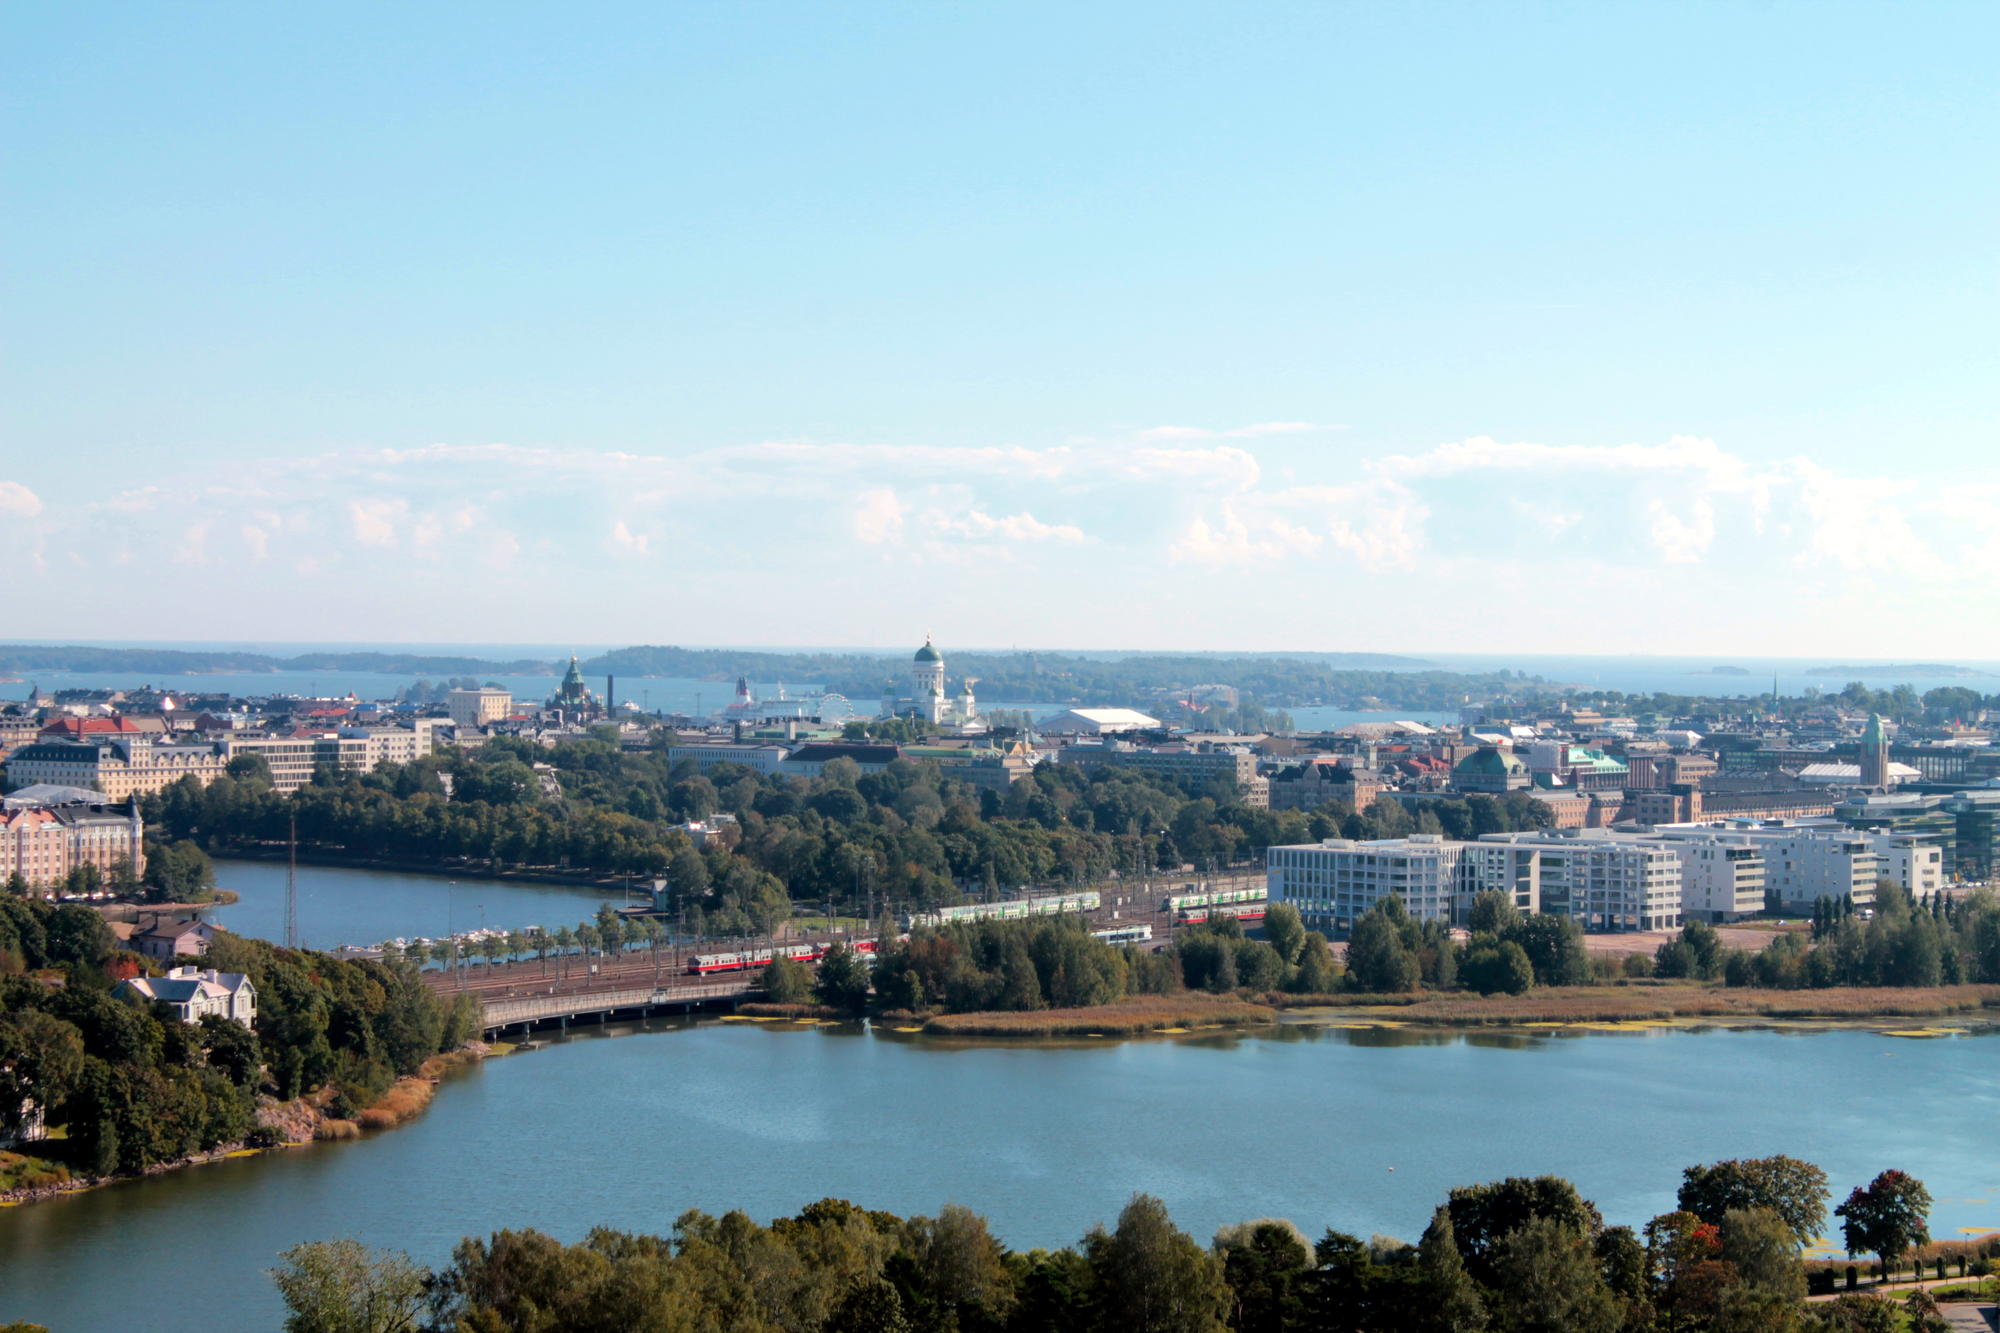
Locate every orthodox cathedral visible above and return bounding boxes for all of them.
[884,636,979,727]
[545,656,603,718]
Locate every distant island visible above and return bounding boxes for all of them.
[0,645,557,676]
[0,642,1495,710]
[1805,663,1988,679]
[1690,666,1752,677]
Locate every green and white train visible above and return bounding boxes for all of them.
[905,891,1101,930]
[1162,885,1266,913]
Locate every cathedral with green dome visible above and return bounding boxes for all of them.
[885,635,978,727]
[547,656,602,717]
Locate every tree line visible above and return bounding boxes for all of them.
[0,896,477,1181]
[141,737,1542,940]
[254,1153,1970,1333]
[1660,885,2000,989]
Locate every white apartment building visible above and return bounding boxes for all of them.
[1478,833,1684,932]
[1654,820,1880,912]
[1864,832,1945,903]
[1266,834,1538,936]
[1642,830,1769,921]
[223,724,438,793]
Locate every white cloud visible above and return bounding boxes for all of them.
[175,521,211,566]
[608,519,651,556]
[0,481,42,517]
[348,498,408,547]
[924,508,1085,544]
[852,488,907,544]
[1648,498,1716,564]
[7,426,1996,652]
[1170,508,1324,566]
[1122,445,1261,491]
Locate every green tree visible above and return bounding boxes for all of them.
[1446,1176,1602,1286]
[1835,1171,1931,1277]
[1086,1194,1231,1333]
[1467,890,1521,936]
[1288,932,1338,994]
[1678,1157,1831,1247]
[814,943,872,1015]
[1487,1216,1622,1333]
[1213,1219,1310,1333]
[761,956,814,1004]
[269,1239,428,1333]
[1346,899,1419,993]
[225,752,275,787]
[1262,902,1307,966]
[1414,1206,1487,1333]
[1463,941,1534,996]
[1720,1207,1806,1302]
[1500,914,1590,987]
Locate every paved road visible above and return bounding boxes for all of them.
[1941,1304,1996,1331]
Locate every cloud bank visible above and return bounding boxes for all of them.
[0,427,1986,653]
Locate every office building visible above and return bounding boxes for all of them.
[448,688,514,730]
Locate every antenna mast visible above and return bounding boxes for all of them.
[285,812,299,951]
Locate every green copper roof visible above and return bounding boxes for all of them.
[914,640,942,662]
[1455,747,1524,775]
[1862,713,1886,745]
[561,656,585,686]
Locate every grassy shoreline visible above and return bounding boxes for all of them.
[921,994,1276,1037]
[1267,983,2000,1027]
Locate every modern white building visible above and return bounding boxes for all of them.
[1863,831,1945,903]
[1656,820,1880,912]
[1266,834,1538,936]
[1477,832,1683,932]
[1643,831,1769,921]
[1036,707,1163,735]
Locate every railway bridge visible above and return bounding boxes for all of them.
[480,979,759,1036]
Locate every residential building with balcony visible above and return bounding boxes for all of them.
[1266,834,1539,936]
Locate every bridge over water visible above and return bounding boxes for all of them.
[481,979,759,1035]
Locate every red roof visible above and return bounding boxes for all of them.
[39,717,142,737]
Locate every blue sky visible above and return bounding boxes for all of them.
[3,2,1996,653]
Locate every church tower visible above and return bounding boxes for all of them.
[913,636,947,723]
[1859,712,1890,788]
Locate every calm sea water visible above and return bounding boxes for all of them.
[1,1020,1994,1332]
[203,860,629,951]
[5,651,1996,711]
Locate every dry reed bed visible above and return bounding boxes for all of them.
[737,1002,845,1019]
[1314,985,2000,1026]
[924,995,1276,1038]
